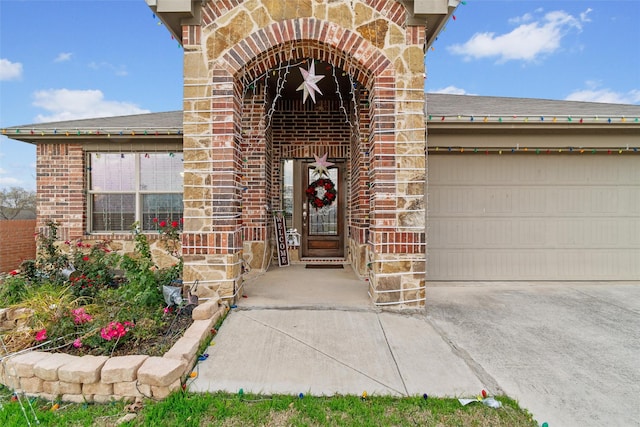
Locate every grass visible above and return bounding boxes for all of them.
[0,389,538,426]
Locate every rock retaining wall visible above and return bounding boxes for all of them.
[0,297,226,403]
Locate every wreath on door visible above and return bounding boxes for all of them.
[306,178,337,209]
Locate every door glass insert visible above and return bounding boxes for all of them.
[308,167,338,236]
[282,159,294,226]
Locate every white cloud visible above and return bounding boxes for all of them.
[448,9,591,63]
[54,52,73,62]
[0,176,21,186]
[32,89,150,122]
[431,86,477,96]
[0,161,34,190]
[508,13,533,25]
[88,61,128,77]
[0,58,23,81]
[565,88,640,105]
[580,8,593,23]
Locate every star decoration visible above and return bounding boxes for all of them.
[297,61,324,103]
[310,153,334,177]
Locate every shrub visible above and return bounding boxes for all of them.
[67,239,120,298]
[0,275,28,305]
[31,221,70,285]
[0,218,187,357]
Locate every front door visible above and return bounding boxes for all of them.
[301,160,345,258]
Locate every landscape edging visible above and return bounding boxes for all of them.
[0,299,227,403]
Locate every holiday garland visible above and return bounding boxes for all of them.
[306,178,337,209]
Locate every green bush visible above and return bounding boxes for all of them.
[0,274,28,305]
[0,218,186,357]
[67,239,121,298]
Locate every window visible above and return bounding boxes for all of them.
[88,152,183,232]
[282,159,294,227]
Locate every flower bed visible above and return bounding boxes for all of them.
[0,297,226,402]
[0,219,218,402]
[0,220,185,357]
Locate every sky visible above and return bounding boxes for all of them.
[1,0,639,191]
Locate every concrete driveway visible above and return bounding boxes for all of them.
[425,282,640,427]
[190,269,640,427]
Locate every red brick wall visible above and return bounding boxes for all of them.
[0,219,36,272]
[350,90,371,245]
[271,98,353,231]
[36,143,85,241]
[241,89,270,242]
[239,97,354,245]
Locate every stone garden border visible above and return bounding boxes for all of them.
[0,296,226,403]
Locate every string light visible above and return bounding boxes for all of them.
[426,114,637,123]
[426,146,639,154]
[3,111,636,137]
[1,126,183,136]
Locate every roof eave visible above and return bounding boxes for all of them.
[2,130,183,145]
[427,122,640,135]
[402,0,460,49]
[145,0,201,43]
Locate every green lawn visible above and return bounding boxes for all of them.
[0,389,539,426]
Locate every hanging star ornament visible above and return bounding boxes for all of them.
[310,153,334,177]
[297,61,324,103]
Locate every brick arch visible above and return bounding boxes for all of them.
[221,18,393,91]
[201,0,408,28]
[361,0,407,26]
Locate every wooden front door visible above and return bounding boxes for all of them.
[301,160,345,258]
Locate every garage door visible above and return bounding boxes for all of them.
[427,155,640,280]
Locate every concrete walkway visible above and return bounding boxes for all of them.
[189,267,640,427]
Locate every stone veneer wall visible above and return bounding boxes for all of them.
[0,297,226,403]
[180,0,428,307]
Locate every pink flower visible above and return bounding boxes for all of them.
[100,321,133,341]
[35,329,47,342]
[76,241,83,247]
[71,307,93,324]
[64,240,71,245]
[73,338,83,348]
[163,307,170,314]
[159,220,167,228]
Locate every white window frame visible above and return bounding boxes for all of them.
[86,152,183,234]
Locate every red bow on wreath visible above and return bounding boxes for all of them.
[306,178,337,209]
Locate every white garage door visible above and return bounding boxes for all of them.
[427,155,640,281]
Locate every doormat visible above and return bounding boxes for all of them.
[305,264,344,269]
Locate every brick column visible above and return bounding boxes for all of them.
[240,90,271,270]
[366,26,427,307]
[348,91,371,276]
[181,50,243,300]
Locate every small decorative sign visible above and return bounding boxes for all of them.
[274,213,289,267]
